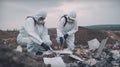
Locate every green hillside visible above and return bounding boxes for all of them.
[85,24,120,31]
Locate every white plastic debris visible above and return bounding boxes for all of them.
[88,38,100,50]
[84,58,97,66]
[111,50,120,60]
[44,57,66,67]
[94,38,108,58]
[43,49,73,56]
[3,39,8,44]
[69,54,84,61]
[43,50,53,55]
[43,48,72,56]
[53,49,73,55]
[15,45,22,52]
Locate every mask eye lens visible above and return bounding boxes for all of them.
[38,17,45,21]
[41,17,45,20]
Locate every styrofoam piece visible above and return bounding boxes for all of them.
[44,57,66,67]
[88,38,100,50]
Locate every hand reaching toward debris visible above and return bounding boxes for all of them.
[41,43,50,51]
[60,37,64,45]
[64,34,68,39]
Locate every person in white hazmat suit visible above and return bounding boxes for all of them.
[17,10,52,55]
[56,11,78,50]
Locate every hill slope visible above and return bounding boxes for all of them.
[86,24,120,30]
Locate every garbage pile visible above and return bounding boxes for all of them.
[0,28,120,67]
[73,38,120,67]
[41,38,120,67]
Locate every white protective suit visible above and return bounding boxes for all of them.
[56,11,78,50]
[17,11,52,52]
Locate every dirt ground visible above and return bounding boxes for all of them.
[0,26,120,67]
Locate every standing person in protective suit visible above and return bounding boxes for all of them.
[17,10,52,55]
[56,11,78,50]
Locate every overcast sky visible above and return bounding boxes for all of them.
[0,0,120,30]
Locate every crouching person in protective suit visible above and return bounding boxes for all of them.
[17,10,52,55]
[56,11,78,50]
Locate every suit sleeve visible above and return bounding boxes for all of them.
[41,26,52,45]
[23,18,43,45]
[56,18,65,37]
[67,21,78,35]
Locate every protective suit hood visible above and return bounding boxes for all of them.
[35,10,47,19]
[68,11,76,20]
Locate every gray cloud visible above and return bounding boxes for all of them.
[0,0,120,30]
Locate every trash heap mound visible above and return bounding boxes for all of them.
[0,26,120,67]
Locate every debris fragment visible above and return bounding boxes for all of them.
[84,58,97,66]
[44,57,66,67]
[14,45,22,52]
[69,54,84,61]
[53,49,73,55]
[94,37,108,58]
[111,50,120,60]
[88,38,100,51]
[66,62,79,67]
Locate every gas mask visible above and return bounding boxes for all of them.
[38,17,45,25]
[68,17,75,23]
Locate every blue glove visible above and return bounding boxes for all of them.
[41,43,50,51]
[64,34,68,39]
[60,37,63,45]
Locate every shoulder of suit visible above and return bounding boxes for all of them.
[25,18,34,24]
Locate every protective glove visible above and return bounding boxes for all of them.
[60,37,63,45]
[64,34,68,39]
[41,43,50,51]
[36,51,43,55]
